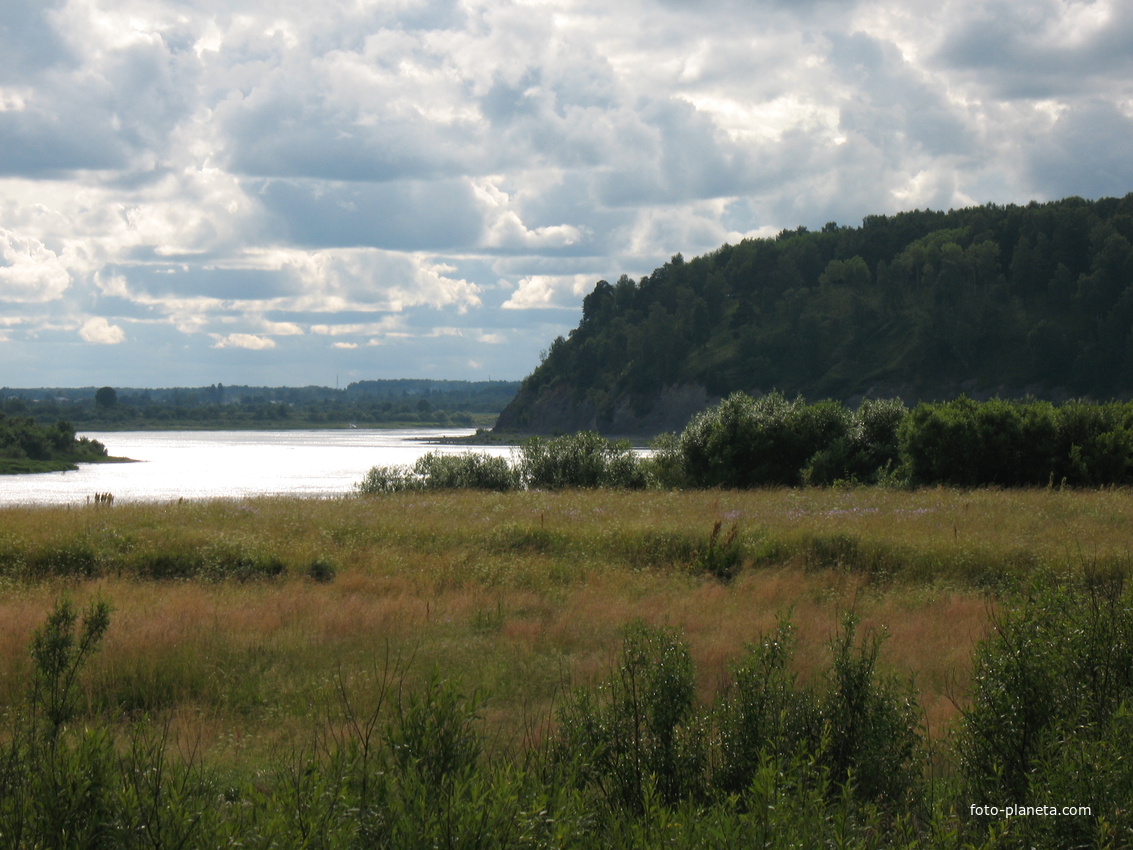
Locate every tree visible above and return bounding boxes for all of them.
[94,387,117,409]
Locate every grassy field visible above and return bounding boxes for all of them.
[1,486,1131,846]
[2,487,1128,751]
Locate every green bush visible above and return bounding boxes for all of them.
[899,397,1133,487]
[677,392,852,487]
[713,618,821,794]
[412,451,517,491]
[821,614,921,806]
[519,431,646,489]
[356,464,420,494]
[554,620,704,811]
[804,397,907,485]
[957,574,1133,844]
[307,557,338,583]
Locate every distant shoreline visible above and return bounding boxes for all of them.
[0,455,135,476]
[75,421,491,433]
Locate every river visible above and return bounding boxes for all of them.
[0,429,515,506]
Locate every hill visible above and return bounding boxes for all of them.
[494,194,1133,435]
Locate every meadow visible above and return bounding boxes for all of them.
[1,486,1131,847]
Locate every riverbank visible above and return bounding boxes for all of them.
[0,455,135,475]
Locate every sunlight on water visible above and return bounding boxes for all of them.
[0,429,514,506]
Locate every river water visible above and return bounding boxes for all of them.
[0,429,515,506]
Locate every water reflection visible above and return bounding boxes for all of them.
[0,429,511,506]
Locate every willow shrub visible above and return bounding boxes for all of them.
[957,573,1133,847]
[357,434,647,493]
[413,450,518,491]
[555,617,922,817]
[518,431,647,489]
[897,396,1133,487]
[803,397,907,485]
[671,392,842,487]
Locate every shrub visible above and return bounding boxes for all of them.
[820,614,921,806]
[713,618,820,795]
[690,520,742,582]
[412,451,517,491]
[306,558,338,583]
[678,392,852,487]
[958,573,1133,845]
[554,620,704,811]
[356,464,420,494]
[518,431,646,489]
[899,397,1133,487]
[803,398,908,485]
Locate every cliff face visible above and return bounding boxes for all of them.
[494,383,715,436]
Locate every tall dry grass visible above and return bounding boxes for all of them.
[2,486,1128,764]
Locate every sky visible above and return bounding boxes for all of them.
[2,0,1132,389]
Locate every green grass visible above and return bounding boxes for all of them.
[1,487,1131,846]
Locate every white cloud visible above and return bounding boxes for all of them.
[79,316,126,344]
[0,228,71,302]
[0,0,1129,385]
[502,274,594,310]
[212,333,276,350]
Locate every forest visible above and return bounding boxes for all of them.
[496,193,1133,434]
[2,379,521,430]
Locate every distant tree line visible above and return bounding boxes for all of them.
[2,380,521,430]
[365,393,1133,491]
[498,193,1133,432]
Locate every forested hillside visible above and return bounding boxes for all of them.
[495,194,1133,435]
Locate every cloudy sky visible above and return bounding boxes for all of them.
[2,0,1131,388]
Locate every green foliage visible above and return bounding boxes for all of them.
[306,557,338,583]
[713,617,819,794]
[357,432,647,493]
[413,450,518,491]
[676,391,853,487]
[554,620,704,811]
[690,520,742,582]
[496,192,1133,433]
[555,617,921,822]
[5,380,520,430]
[803,397,908,485]
[519,431,646,489]
[957,574,1133,845]
[30,596,112,740]
[0,414,108,473]
[94,386,117,408]
[821,614,921,806]
[8,582,1133,847]
[356,463,420,494]
[900,396,1133,486]
[386,670,482,793]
